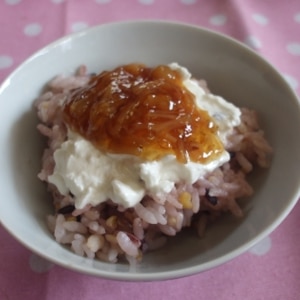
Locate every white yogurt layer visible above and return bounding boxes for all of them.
[48,63,241,209]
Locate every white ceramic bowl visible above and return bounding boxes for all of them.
[0,21,300,281]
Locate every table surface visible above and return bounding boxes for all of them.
[1,1,300,299]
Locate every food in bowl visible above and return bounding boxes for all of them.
[35,62,272,263]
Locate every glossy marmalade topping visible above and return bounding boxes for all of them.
[63,64,224,164]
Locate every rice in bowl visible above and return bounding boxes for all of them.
[35,63,272,264]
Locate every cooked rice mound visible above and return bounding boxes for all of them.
[35,66,272,263]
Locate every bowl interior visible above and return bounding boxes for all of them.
[0,21,300,281]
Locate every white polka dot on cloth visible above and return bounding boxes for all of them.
[95,0,111,3]
[209,14,227,26]
[283,74,299,90]
[180,0,197,4]
[5,0,22,5]
[252,13,269,26]
[244,35,262,49]
[138,0,154,4]
[294,12,300,23]
[24,23,42,37]
[29,253,54,273]
[0,55,13,69]
[248,236,272,256]
[71,22,89,32]
[286,42,300,55]
[51,0,64,3]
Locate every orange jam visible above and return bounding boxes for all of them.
[63,64,224,163]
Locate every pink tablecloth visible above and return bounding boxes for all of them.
[1,1,300,299]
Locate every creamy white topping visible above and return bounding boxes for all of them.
[169,63,241,143]
[48,63,241,209]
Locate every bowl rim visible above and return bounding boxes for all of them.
[1,19,300,281]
